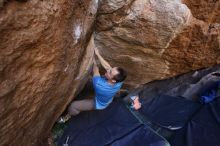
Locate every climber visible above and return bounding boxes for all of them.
[58,47,141,123]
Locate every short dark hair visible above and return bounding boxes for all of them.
[113,67,127,83]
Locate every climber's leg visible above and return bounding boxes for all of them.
[57,99,95,123]
[68,99,95,116]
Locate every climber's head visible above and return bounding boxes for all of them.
[105,67,127,83]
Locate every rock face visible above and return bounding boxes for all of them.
[95,0,220,87]
[164,0,220,76]
[0,0,98,146]
[0,0,220,146]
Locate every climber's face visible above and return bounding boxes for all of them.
[105,67,119,82]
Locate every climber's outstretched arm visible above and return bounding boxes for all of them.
[93,59,100,76]
[94,47,112,71]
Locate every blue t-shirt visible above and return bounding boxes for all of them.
[93,76,122,109]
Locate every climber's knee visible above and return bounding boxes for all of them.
[68,99,95,116]
[68,106,80,116]
[68,102,80,116]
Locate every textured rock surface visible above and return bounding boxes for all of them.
[1,0,220,146]
[0,0,98,146]
[164,0,220,76]
[95,0,220,87]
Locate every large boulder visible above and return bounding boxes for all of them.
[0,0,220,145]
[0,0,98,145]
[95,0,220,87]
[163,0,220,76]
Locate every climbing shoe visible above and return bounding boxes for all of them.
[57,114,71,124]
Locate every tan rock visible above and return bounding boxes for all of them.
[0,0,98,146]
[163,0,220,76]
[1,0,220,145]
[98,0,133,13]
[95,0,191,87]
[95,0,220,87]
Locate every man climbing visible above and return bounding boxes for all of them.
[58,47,130,123]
